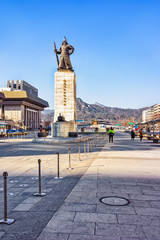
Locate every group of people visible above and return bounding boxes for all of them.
[131,129,143,141]
[107,127,144,143]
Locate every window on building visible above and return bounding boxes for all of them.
[9,83,11,88]
[18,85,21,90]
[13,84,16,89]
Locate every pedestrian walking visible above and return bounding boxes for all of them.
[131,129,135,140]
[139,129,143,141]
[108,127,114,143]
[147,127,150,133]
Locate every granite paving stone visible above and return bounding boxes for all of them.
[64,195,81,203]
[0,233,37,240]
[116,181,138,186]
[142,189,160,196]
[96,223,146,238]
[152,185,160,190]
[121,238,146,240]
[60,203,97,213]
[97,204,136,214]
[22,197,42,204]
[52,211,76,221]
[125,185,154,191]
[149,201,160,208]
[135,207,160,216]
[42,221,95,235]
[143,226,160,240]
[29,197,66,212]
[112,188,143,194]
[13,203,35,211]
[68,234,121,240]
[127,200,150,208]
[97,191,130,198]
[74,212,117,223]
[129,194,160,201]
[22,187,41,193]
[79,196,100,204]
[117,214,160,226]
[0,232,5,238]
[37,233,69,240]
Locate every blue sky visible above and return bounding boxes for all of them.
[0,0,160,109]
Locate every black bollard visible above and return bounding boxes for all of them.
[34,159,46,197]
[84,141,86,155]
[55,152,63,179]
[79,142,82,161]
[67,148,74,170]
[97,136,100,146]
[0,172,15,225]
[88,139,90,153]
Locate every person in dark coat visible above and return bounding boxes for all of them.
[131,129,135,140]
[139,129,143,141]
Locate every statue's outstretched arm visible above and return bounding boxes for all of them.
[68,45,74,55]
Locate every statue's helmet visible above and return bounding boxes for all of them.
[62,37,67,45]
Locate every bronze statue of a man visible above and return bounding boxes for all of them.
[54,37,74,71]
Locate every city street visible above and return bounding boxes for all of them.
[0,132,160,239]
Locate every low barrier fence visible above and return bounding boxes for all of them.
[0,133,107,225]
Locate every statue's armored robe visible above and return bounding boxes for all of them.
[57,44,74,70]
[59,55,72,69]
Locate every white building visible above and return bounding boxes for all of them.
[142,104,160,123]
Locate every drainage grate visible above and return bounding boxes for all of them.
[99,196,130,206]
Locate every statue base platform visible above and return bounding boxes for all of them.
[52,121,76,138]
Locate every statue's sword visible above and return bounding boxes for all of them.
[54,42,59,66]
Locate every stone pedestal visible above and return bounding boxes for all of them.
[52,70,77,137]
[52,121,75,137]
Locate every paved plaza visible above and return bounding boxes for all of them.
[0,132,160,239]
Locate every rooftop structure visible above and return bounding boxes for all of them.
[7,80,38,97]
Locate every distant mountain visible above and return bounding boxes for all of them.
[95,102,106,108]
[41,98,146,123]
[41,109,54,122]
[76,98,146,123]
